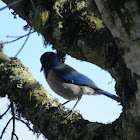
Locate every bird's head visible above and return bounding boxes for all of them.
[40,52,61,72]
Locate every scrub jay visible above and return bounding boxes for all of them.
[40,52,119,116]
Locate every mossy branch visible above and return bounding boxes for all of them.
[0,52,120,139]
[1,0,117,70]
[1,0,139,139]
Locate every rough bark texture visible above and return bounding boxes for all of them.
[94,1,140,139]
[1,0,140,139]
[0,52,121,140]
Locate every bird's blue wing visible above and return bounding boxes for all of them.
[65,73,96,86]
[53,64,98,88]
[53,64,119,102]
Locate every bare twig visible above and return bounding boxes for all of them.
[0,117,13,139]
[3,30,36,45]
[14,28,32,57]
[7,35,25,38]
[15,117,35,132]
[11,102,15,140]
[14,134,19,140]
[0,104,11,119]
[2,19,59,46]
[0,0,23,11]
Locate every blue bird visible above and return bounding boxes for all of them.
[40,52,119,116]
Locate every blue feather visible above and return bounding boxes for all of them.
[53,64,97,87]
[40,52,119,103]
[97,89,119,101]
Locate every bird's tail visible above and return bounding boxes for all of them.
[98,89,120,102]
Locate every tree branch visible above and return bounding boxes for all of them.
[0,0,23,11]
[14,27,32,57]
[11,102,16,140]
[0,104,11,119]
[0,117,13,139]
[0,52,120,139]
[1,0,118,71]
[2,30,35,45]
[15,117,34,132]
[1,0,140,139]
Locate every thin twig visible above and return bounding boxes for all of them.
[2,20,59,58]
[0,0,23,11]
[3,19,59,46]
[15,117,35,132]
[3,30,36,45]
[0,104,11,119]
[14,134,19,140]
[11,102,15,140]
[14,28,32,57]
[0,117,13,139]
[7,35,25,38]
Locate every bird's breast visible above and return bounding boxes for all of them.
[45,70,81,100]
[44,70,95,100]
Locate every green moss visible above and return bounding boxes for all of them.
[89,16,104,30]
[76,1,86,11]
[30,4,49,29]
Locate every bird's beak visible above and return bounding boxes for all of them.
[40,66,43,72]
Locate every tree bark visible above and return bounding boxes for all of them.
[0,52,121,140]
[1,0,140,139]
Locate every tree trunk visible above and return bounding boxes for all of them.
[1,0,140,139]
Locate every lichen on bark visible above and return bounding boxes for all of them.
[1,0,140,139]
